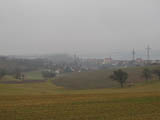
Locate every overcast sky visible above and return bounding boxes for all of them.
[0,0,160,57]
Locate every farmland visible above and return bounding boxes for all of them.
[0,67,160,120]
[0,85,160,120]
[53,66,160,89]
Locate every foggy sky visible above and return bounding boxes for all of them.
[0,0,160,56]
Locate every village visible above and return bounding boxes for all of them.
[43,55,160,75]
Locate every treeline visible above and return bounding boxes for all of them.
[0,56,46,79]
[110,67,160,88]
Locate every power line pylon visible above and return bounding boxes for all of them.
[132,48,135,61]
[146,45,151,63]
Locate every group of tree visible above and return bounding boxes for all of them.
[142,68,152,82]
[110,67,160,88]
[153,69,160,80]
[41,70,56,79]
[14,68,25,80]
[0,69,6,80]
[142,68,160,82]
[0,68,25,80]
[0,56,46,73]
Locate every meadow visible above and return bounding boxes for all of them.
[0,66,160,120]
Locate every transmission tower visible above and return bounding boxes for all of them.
[146,45,151,62]
[132,48,135,61]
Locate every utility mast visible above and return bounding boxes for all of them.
[132,49,135,61]
[146,45,151,62]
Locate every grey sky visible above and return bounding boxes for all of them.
[0,0,160,56]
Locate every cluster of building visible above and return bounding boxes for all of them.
[43,55,160,74]
[85,57,160,69]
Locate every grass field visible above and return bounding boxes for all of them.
[0,80,160,120]
[0,92,160,120]
[24,70,44,80]
[0,66,160,120]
